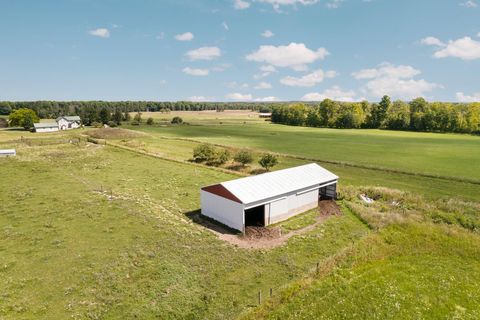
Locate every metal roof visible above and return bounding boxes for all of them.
[0,149,16,154]
[56,116,81,122]
[34,122,58,128]
[211,163,338,205]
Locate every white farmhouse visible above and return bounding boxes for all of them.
[200,163,338,233]
[34,116,81,133]
[34,122,59,133]
[56,116,81,130]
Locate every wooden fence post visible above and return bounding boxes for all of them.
[258,291,261,305]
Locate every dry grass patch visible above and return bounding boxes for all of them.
[85,128,145,140]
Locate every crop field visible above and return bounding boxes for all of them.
[2,111,480,319]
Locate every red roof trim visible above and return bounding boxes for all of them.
[202,184,242,203]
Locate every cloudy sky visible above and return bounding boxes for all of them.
[0,0,479,102]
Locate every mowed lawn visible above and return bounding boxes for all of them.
[0,140,368,319]
[132,123,480,182]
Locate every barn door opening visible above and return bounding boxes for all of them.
[244,205,265,227]
[319,183,337,200]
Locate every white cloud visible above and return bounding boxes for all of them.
[302,86,356,102]
[257,0,319,11]
[280,69,336,87]
[433,37,480,60]
[353,62,440,99]
[261,30,274,38]
[255,96,278,102]
[460,1,478,7]
[225,93,253,101]
[88,28,110,38]
[246,43,329,71]
[254,65,277,79]
[185,46,221,60]
[352,63,420,80]
[182,67,209,76]
[175,32,194,41]
[234,0,251,9]
[326,0,344,8]
[456,92,480,102]
[188,96,215,102]
[254,82,273,89]
[222,22,229,31]
[226,81,249,89]
[420,36,445,47]
[211,63,231,72]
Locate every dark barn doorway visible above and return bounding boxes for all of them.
[245,205,265,227]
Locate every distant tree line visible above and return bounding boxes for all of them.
[271,96,480,134]
[0,101,274,125]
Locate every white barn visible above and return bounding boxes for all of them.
[200,163,338,233]
[34,122,59,133]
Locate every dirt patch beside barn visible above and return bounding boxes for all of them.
[194,200,342,250]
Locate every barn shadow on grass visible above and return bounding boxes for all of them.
[185,209,241,235]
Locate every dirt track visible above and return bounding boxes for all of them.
[212,200,342,250]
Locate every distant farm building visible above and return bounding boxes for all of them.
[56,116,81,130]
[34,122,59,133]
[0,149,16,157]
[200,163,338,232]
[34,116,81,133]
[258,112,272,118]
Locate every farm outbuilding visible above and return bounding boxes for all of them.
[33,123,59,133]
[0,149,16,157]
[200,163,338,233]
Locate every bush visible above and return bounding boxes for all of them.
[193,143,216,163]
[130,120,140,126]
[133,112,142,123]
[234,150,253,166]
[107,121,117,128]
[216,149,230,165]
[171,116,183,124]
[258,154,278,171]
[0,118,7,128]
[91,121,103,128]
[146,117,154,125]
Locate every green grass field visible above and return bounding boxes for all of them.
[2,111,480,319]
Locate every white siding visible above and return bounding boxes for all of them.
[268,198,289,224]
[200,190,244,232]
[36,127,59,133]
[267,188,319,225]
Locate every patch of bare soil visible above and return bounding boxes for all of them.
[85,128,145,140]
[209,200,342,250]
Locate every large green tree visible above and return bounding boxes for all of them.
[8,108,39,130]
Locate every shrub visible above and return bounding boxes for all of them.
[171,116,183,124]
[193,143,216,163]
[146,117,154,125]
[91,121,103,128]
[107,121,117,128]
[133,112,142,123]
[234,150,253,166]
[130,120,140,126]
[258,153,278,171]
[0,118,7,128]
[216,149,230,165]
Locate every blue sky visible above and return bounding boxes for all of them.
[0,0,479,102]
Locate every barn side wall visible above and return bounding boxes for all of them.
[200,190,244,232]
[268,188,319,225]
[36,127,59,133]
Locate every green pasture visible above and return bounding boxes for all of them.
[130,123,480,183]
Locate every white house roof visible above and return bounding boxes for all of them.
[34,122,58,128]
[56,116,81,122]
[215,163,338,205]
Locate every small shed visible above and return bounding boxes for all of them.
[200,163,338,232]
[0,149,16,157]
[34,122,59,133]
